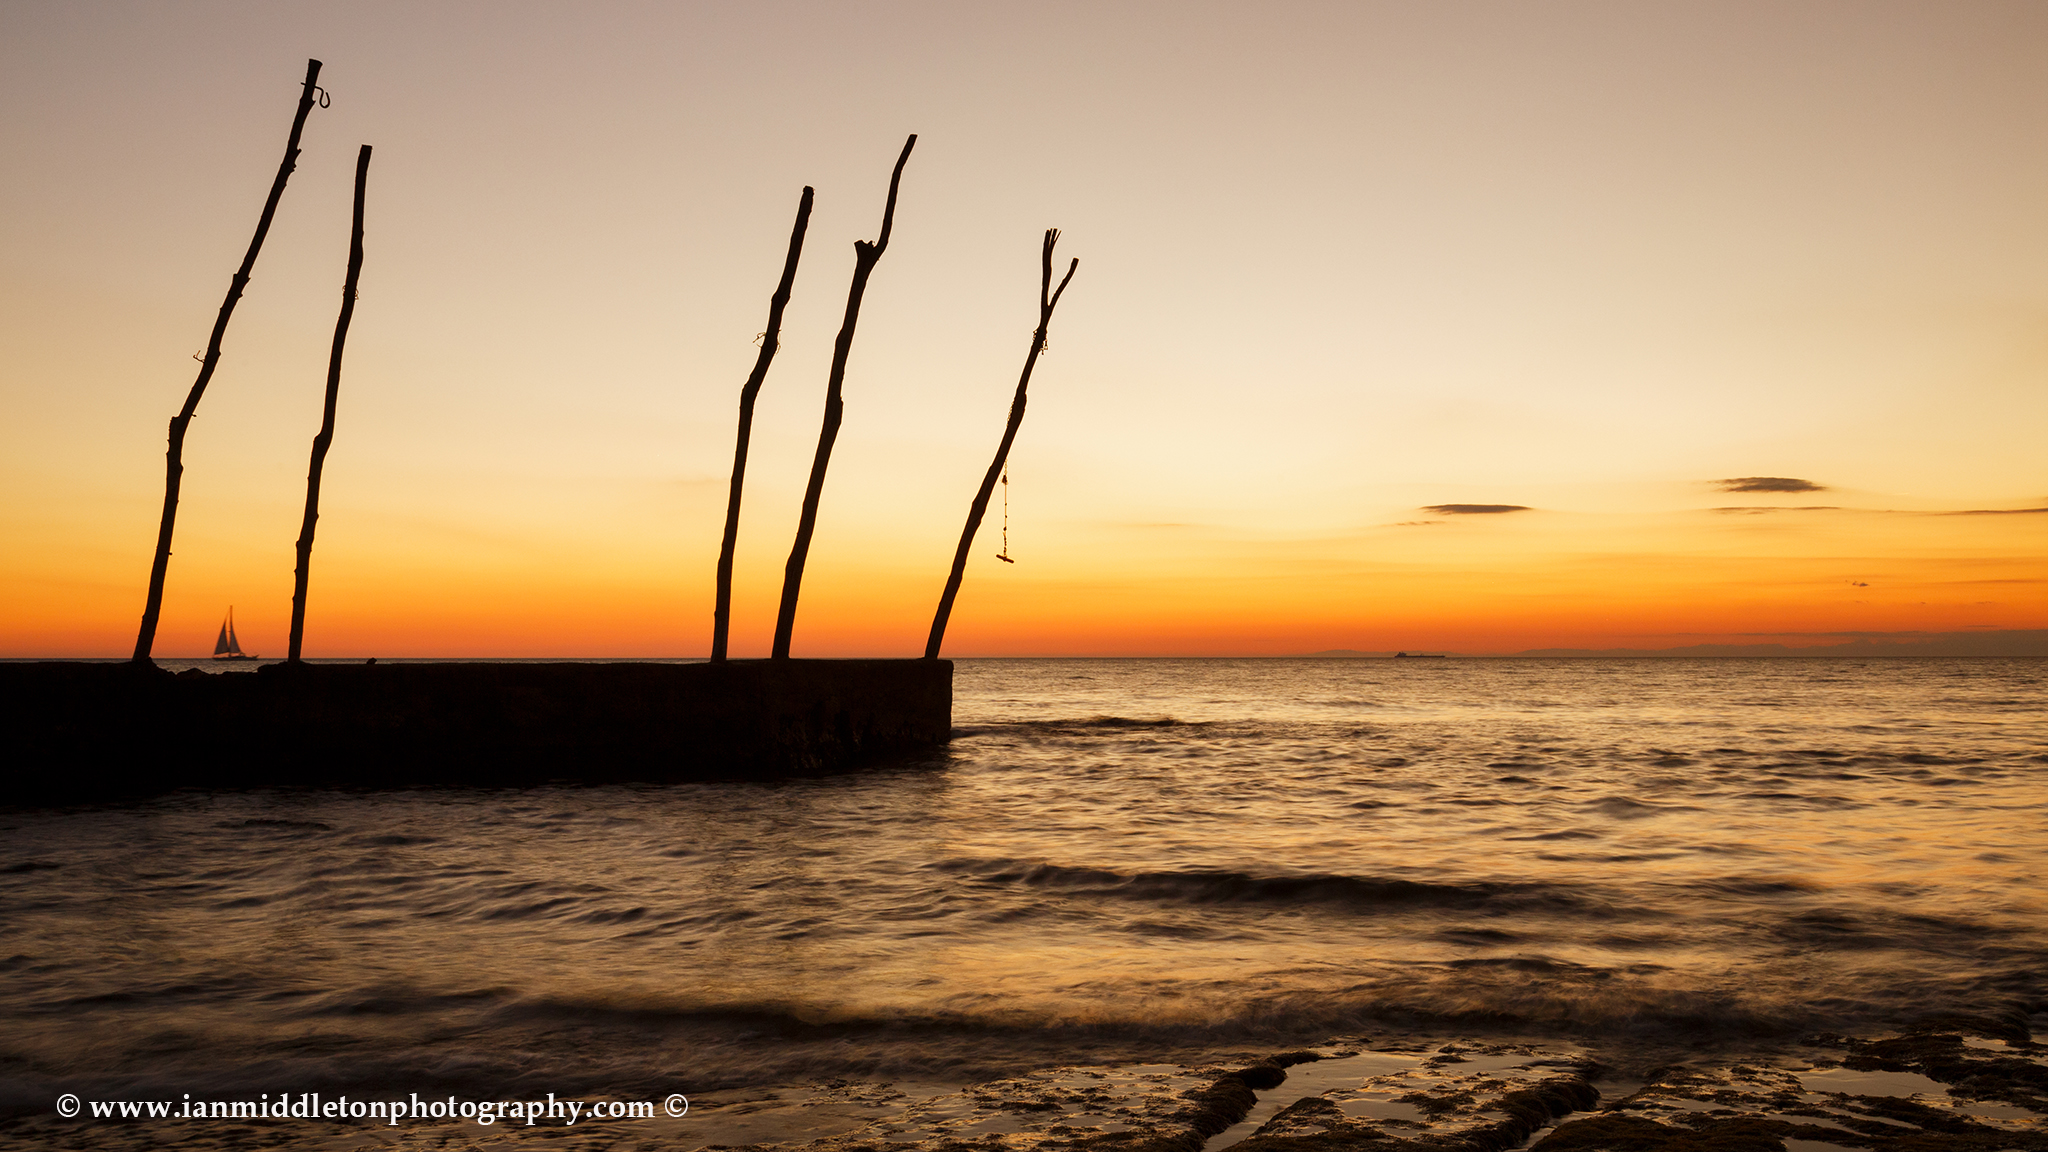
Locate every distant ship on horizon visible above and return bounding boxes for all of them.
[212,607,257,661]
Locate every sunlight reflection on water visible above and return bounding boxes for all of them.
[2,658,2042,1103]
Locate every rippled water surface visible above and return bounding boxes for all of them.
[3,658,2044,1110]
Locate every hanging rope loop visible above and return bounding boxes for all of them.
[995,467,1015,562]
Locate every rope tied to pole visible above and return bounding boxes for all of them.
[924,229,1079,658]
[996,467,1014,563]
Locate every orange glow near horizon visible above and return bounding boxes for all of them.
[8,492,2041,658]
[4,3,2047,658]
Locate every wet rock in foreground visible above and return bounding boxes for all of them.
[1534,1027,2048,1150]
[715,1042,1598,1152]
[1219,1042,1597,1152]
[758,1059,1280,1152]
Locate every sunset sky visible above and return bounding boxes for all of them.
[3,1,2045,657]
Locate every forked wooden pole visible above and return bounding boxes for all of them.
[132,59,325,662]
[925,229,1078,659]
[288,144,372,663]
[712,186,814,662]
[771,135,916,659]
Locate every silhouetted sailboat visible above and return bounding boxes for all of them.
[212,607,257,661]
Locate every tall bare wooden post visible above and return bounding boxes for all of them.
[287,144,372,664]
[712,187,814,662]
[925,229,1078,659]
[132,59,326,662]
[771,135,916,659]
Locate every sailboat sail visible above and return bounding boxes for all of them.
[213,607,246,657]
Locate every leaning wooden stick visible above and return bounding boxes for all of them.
[925,229,1078,659]
[712,186,814,662]
[132,59,326,662]
[771,135,916,659]
[287,144,371,663]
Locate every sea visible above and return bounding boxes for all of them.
[2,657,2044,1148]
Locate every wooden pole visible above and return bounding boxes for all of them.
[288,144,371,664]
[925,229,1078,659]
[771,135,916,659]
[132,59,326,662]
[712,186,814,662]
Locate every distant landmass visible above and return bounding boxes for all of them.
[1302,649,1451,658]
[1516,630,2048,658]
[1300,631,2048,658]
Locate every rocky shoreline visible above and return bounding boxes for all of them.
[6,1025,2041,1151]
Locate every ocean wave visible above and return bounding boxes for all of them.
[926,858,1608,915]
[1581,796,1703,819]
[469,976,1806,1049]
[218,818,334,833]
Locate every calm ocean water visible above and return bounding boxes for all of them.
[3,658,2044,1131]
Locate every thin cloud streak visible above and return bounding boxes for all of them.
[1710,505,1841,515]
[1714,477,1827,493]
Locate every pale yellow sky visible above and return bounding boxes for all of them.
[2,1,2044,656]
